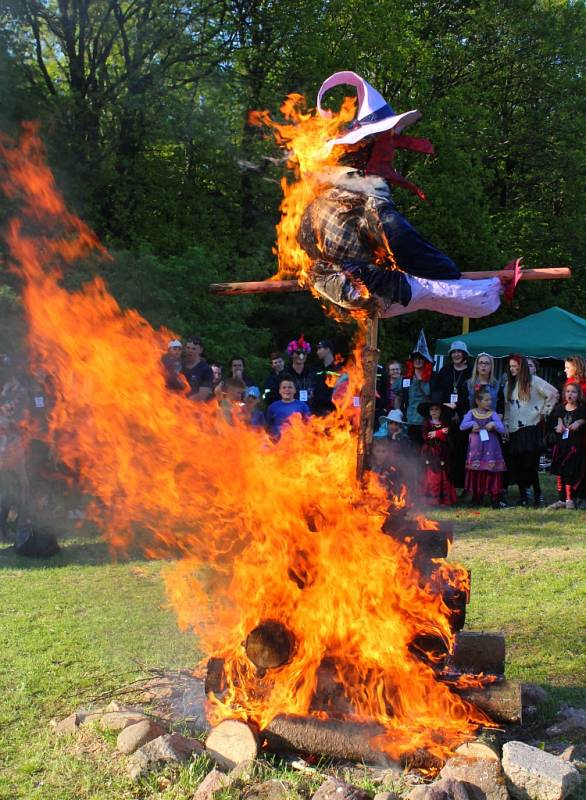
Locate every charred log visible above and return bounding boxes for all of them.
[450,632,505,676]
[460,679,522,724]
[245,621,295,669]
[262,714,389,765]
[205,657,227,697]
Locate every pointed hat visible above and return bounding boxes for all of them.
[411,329,432,363]
[317,71,421,148]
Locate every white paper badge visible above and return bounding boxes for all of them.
[402,378,411,388]
[34,396,45,408]
[562,428,570,440]
[450,393,458,404]
[299,390,308,402]
[352,396,360,407]
[479,428,490,442]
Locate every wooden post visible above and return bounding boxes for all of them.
[462,317,470,335]
[356,315,379,481]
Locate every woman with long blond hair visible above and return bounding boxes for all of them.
[467,352,502,414]
[504,354,558,506]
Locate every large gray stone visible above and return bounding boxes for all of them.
[116,719,167,755]
[502,741,581,800]
[127,732,204,780]
[440,755,509,800]
[408,778,474,800]
[311,778,370,800]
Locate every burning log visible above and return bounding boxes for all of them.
[206,719,259,770]
[450,632,505,676]
[262,714,389,765]
[408,631,506,676]
[205,657,227,697]
[245,621,295,669]
[460,679,522,724]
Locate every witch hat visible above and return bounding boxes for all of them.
[410,329,432,363]
[317,71,421,148]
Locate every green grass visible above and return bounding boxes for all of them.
[0,487,585,799]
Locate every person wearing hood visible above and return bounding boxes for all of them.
[401,330,433,445]
[297,71,521,320]
[431,340,473,492]
[419,394,456,506]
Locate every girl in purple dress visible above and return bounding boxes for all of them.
[460,390,506,508]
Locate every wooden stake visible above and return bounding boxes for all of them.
[356,315,379,481]
[209,267,570,296]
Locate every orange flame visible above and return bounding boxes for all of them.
[0,124,494,761]
[250,93,356,283]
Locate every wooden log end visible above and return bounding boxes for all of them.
[451,631,505,676]
[206,719,260,770]
[245,621,295,669]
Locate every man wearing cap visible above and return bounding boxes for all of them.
[161,340,186,392]
[313,340,341,416]
[243,386,266,428]
[297,71,521,318]
[181,336,213,401]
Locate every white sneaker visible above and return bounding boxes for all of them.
[565,499,576,510]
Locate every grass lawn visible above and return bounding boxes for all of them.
[0,484,585,799]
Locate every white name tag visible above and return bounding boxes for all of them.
[299,390,308,402]
[562,428,569,440]
[479,428,490,442]
[402,378,411,388]
[450,393,458,404]
[352,396,360,407]
[34,396,45,408]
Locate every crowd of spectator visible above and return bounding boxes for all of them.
[1,333,585,542]
[373,335,586,510]
[161,334,342,439]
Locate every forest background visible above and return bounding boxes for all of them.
[1,0,585,376]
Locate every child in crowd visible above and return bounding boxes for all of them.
[266,375,311,439]
[419,398,456,506]
[218,376,246,425]
[243,386,266,428]
[548,382,586,510]
[460,390,506,508]
[372,409,411,497]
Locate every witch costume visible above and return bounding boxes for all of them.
[549,402,586,501]
[460,408,506,503]
[298,71,520,318]
[419,398,456,506]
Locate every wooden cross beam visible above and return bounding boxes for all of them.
[209,266,570,481]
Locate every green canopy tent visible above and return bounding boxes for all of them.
[435,307,586,359]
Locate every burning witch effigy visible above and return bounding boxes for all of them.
[1,70,569,770]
